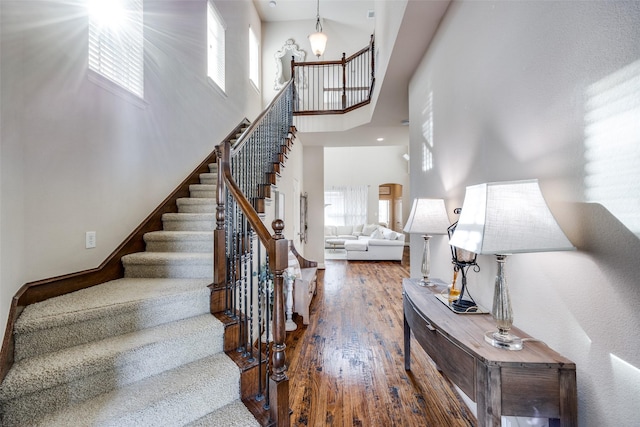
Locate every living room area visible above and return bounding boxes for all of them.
[322,145,410,261]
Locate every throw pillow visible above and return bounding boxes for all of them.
[336,225,352,236]
[324,225,337,236]
[370,229,383,239]
[381,227,398,240]
[362,224,378,236]
[353,224,364,233]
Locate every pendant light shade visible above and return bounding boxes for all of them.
[309,30,327,58]
[309,0,327,57]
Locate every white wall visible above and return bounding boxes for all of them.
[0,0,262,339]
[324,145,410,227]
[269,133,304,249]
[408,2,640,426]
[302,144,325,267]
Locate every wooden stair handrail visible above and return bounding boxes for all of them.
[215,81,295,427]
[217,151,291,427]
[231,80,294,156]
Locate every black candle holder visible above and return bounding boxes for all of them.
[447,208,480,313]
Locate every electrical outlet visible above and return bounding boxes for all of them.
[86,231,96,249]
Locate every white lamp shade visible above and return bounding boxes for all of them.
[403,198,450,235]
[449,179,574,254]
[308,31,327,57]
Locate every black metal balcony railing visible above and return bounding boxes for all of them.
[292,35,375,115]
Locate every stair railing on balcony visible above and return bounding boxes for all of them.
[292,34,375,115]
[213,80,295,427]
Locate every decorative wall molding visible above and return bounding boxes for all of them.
[274,39,306,90]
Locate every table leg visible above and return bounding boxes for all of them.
[404,314,411,371]
[559,369,578,426]
[477,362,502,427]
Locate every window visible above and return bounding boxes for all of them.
[88,0,144,99]
[249,25,260,90]
[584,59,640,236]
[379,200,390,226]
[421,90,434,171]
[207,1,226,92]
[324,186,368,226]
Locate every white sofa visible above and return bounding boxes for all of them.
[345,226,405,261]
[324,224,380,248]
[324,225,359,248]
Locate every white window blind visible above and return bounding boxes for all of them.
[249,25,259,89]
[88,0,144,99]
[208,1,226,92]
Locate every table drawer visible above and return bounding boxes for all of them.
[404,296,476,399]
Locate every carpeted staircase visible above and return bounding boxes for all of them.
[0,162,260,426]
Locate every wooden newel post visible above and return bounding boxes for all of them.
[341,52,347,110]
[213,144,227,287]
[211,144,228,314]
[370,34,375,94]
[290,58,297,112]
[291,55,296,85]
[269,219,291,427]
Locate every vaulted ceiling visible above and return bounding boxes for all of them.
[254,0,451,147]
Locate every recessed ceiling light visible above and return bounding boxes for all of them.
[377,137,384,142]
[269,0,276,7]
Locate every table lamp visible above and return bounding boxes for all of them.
[403,198,450,286]
[449,179,574,350]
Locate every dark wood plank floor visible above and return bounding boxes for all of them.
[285,254,477,426]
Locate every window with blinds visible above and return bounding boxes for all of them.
[207,1,226,92]
[88,0,144,99]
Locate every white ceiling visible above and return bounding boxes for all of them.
[253,0,451,147]
[254,0,376,32]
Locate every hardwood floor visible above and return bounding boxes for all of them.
[285,255,477,426]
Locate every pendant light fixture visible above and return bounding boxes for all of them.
[308,0,327,58]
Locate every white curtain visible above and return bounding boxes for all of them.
[324,185,368,226]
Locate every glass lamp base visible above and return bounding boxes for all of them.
[418,278,436,287]
[484,331,523,351]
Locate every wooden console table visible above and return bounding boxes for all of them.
[403,278,577,427]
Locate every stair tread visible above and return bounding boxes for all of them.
[1,314,224,400]
[2,122,263,426]
[1,122,262,426]
[15,278,211,334]
[122,252,213,265]
[186,400,260,427]
[175,199,215,213]
[144,231,214,242]
[177,198,215,205]
[162,213,215,220]
[29,353,243,427]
